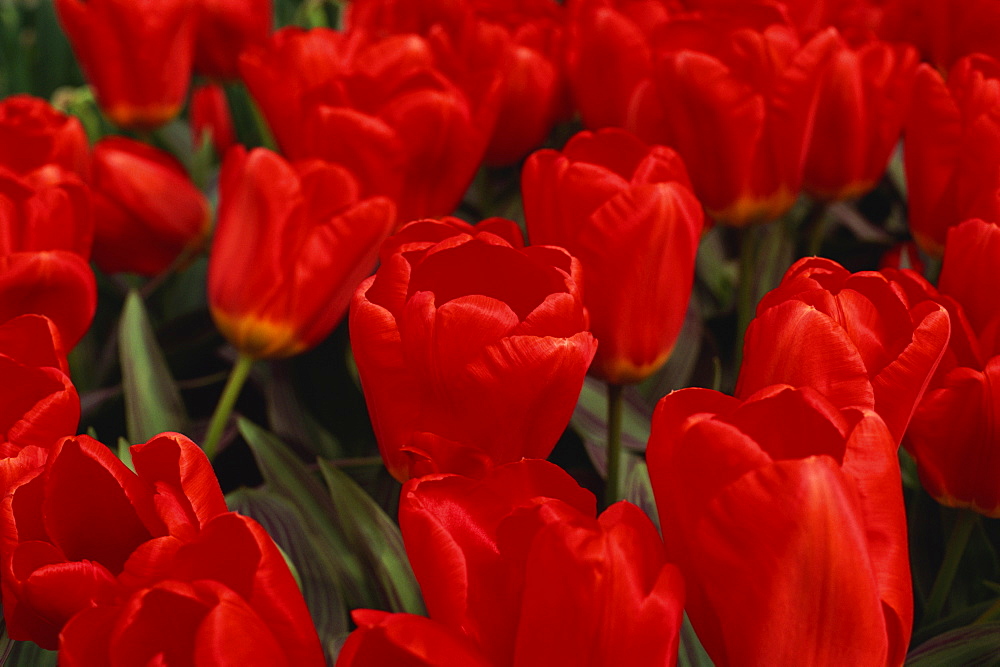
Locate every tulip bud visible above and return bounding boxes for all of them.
[209,147,396,359]
[54,0,197,130]
[0,95,90,178]
[523,128,703,383]
[90,137,210,276]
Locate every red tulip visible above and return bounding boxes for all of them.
[209,147,395,359]
[738,256,950,444]
[904,54,1000,255]
[240,27,500,222]
[90,136,210,277]
[195,0,273,80]
[803,36,919,200]
[900,219,1000,516]
[878,0,1000,71]
[686,0,885,41]
[647,385,912,666]
[0,250,96,349]
[0,165,93,258]
[1,433,226,647]
[1,432,325,665]
[54,0,197,130]
[350,218,597,481]
[0,95,89,178]
[191,83,238,157]
[0,315,78,458]
[58,516,325,666]
[346,0,569,165]
[564,0,674,131]
[523,128,703,383]
[627,12,840,225]
[339,459,685,666]
[338,610,493,667]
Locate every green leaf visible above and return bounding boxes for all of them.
[226,487,349,661]
[261,360,343,460]
[622,458,659,532]
[317,459,424,615]
[118,290,189,444]
[906,623,1000,666]
[2,637,57,667]
[117,436,135,473]
[238,418,414,615]
[677,613,715,667]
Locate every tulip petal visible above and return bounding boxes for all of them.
[338,610,492,666]
[738,300,875,410]
[0,250,96,347]
[688,458,889,666]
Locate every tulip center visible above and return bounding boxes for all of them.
[407,241,565,320]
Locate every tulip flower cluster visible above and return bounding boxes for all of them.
[4,0,1000,664]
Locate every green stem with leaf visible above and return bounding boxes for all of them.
[202,354,255,461]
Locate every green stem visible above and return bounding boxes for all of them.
[202,354,255,461]
[736,226,762,368]
[923,509,978,625]
[605,382,624,508]
[803,199,830,257]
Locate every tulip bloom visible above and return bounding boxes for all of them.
[803,36,918,200]
[877,0,1000,70]
[240,27,499,222]
[1,432,325,665]
[904,54,1000,255]
[627,13,839,225]
[647,385,912,666]
[346,0,569,165]
[0,95,89,178]
[90,136,210,277]
[899,219,1000,516]
[54,0,197,130]
[738,256,950,444]
[350,218,597,481]
[209,147,395,360]
[523,128,703,383]
[339,459,685,666]
[0,315,78,458]
[0,165,93,259]
[195,0,273,80]
[564,0,673,132]
[0,251,96,349]
[191,83,238,157]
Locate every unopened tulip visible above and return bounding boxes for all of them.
[803,36,919,200]
[90,137,210,277]
[240,27,499,222]
[195,0,272,80]
[627,12,839,225]
[209,147,395,359]
[0,95,89,178]
[54,0,197,130]
[901,219,1000,516]
[648,385,912,666]
[523,128,703,383]
[905,54,1000,255]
